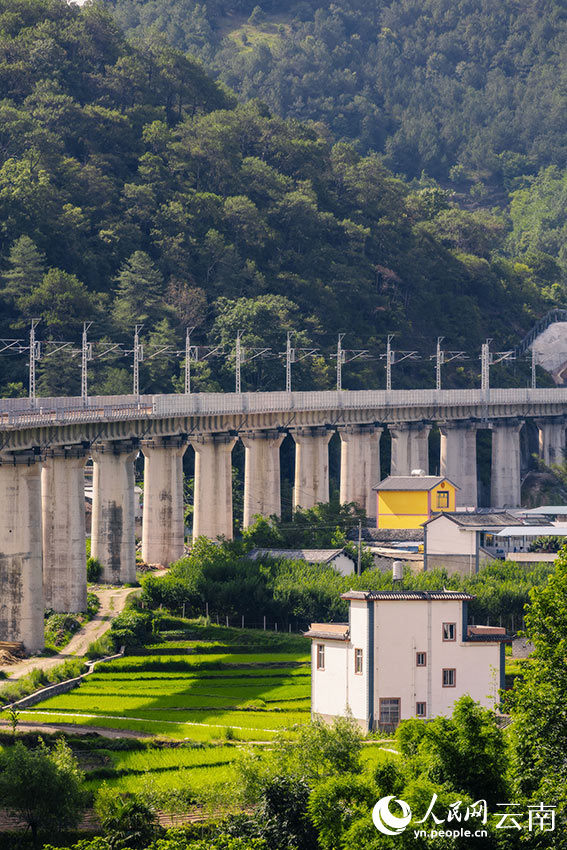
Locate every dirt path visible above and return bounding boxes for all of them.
[0,584,139,680]
[0,720,151,738]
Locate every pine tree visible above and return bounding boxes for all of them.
[2,236,46,309]
[112,251,164,332]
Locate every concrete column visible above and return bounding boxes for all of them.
[241,430,284,527]
[439,421,478,508]
[91,441,138,585]
[0,453,44,652]
[141,437,188,566]
[292,427,332,510]
[491,419,523,508]
[389,422,431,475]
[535,416,566,466]
[339,425,382,517]
[190,433,237,541]
[42,446,88,613]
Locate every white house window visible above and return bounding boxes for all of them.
[317,644,325,670]
[416,702,427,717]
[354,648,363,674]
[416,652,427,666]
[442,622,456,641]
[443,668,456,687]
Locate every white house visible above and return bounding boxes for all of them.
[422,511,525,575]
[248,548,355,576]
[305,589,506,731]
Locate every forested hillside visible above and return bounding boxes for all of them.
[0,0,560,397]
[105,0,567,186]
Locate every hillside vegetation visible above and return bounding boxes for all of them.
[0,0,561,399]
[105,0,567,187]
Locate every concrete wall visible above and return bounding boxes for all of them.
[311,639,349,718]
[372,599,500,721]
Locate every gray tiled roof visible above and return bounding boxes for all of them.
[424,511,525,528]
[248,548,352,564]
[342,589,475,601]
[374,475,458,491]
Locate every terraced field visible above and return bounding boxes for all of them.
[9,627,312,742]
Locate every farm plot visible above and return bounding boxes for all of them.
[82,743,247,799]
[8,630,312,741]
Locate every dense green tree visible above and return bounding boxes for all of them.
[112,251,165,330]
[1,234,45,310]
[0,739,85,848]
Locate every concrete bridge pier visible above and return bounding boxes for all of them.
[439,421,478,508]
[292,427,332,509]
[339,424,382,517]
[241,430,284,527]
[91,440,138,584]
[535,416,566,466]
[42,446,88,613]
[190,433,237,541]
[389,421,431,475]
[0,453,44,652]
[491,419,523,508]
[141,437,188,565]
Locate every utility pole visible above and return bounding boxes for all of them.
[29,319,40,407]
[81,321,93,405]
[286,331,293,392]
[133,324,143,399]
[481,339,491,392]
[235,330,242,394]
[531,346,537,389]
[357,519,362,576]
[436,336,444,391]
[386,334,394,391]
[184,327,195,395]
[336,333,345,391]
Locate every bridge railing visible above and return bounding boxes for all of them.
[2,387,567,429]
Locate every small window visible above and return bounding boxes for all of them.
[443,622,456,641]
[436,490,449,508]
[355,648,363,675]
[416,702,427,717]
[416,652,427,667]
[443,668,456,687]
[317,644,325,670]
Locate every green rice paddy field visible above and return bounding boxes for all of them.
[12,628,313,741]
[0,625,391,800]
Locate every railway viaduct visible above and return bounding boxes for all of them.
[2,386,567,652]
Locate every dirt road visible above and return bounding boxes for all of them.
[0,584,138,680]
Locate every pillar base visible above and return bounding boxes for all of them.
[241,430,284,527]
[0,453,44,653]
[292,427,332,510]
[42,446,88,613]
[190,433,237,541]
[141,437,188,566]
[91,440,138,585]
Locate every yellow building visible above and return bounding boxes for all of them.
[374,474,458,529]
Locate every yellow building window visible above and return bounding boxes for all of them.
[436,491,449,508]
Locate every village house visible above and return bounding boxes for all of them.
[248,548,355,575]
[422,511,526,575]
[373,473,458,529]
[305,589,507,731]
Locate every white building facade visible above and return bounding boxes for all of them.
[306,590,506,731]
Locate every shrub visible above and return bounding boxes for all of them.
[87,557,103,583]
[86,633,115,660]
